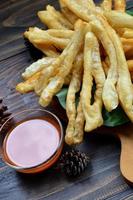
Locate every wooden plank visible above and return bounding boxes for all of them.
[0,0,59,61]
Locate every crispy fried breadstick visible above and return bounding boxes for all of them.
[81,0,95,9]
[127,60,133,72]
[47,29,74,38]
[63,0,96,22]
[104,11,133,29]
[64,0,133,29]
[24,27,69,50]
[82,32,105,132]
[65,53,83,145]
[105,57,133,74]
[110,33,133,121]
[46,5,73,30]
[73,97,85,144]
[121,38,133,46]
[114,0,126,12]
[40,47,60,58]
[90,20,118,112]
[34,27,76,96]
[59,0,78,24]
[16,72,41,94]
[39,20,85,107]
[22,57,55,80]
[122,28,133,39]
[38,10,68,30]
[101,0,112,11]
[99,19,133,120]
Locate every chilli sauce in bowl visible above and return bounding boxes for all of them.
[0,109,63,174]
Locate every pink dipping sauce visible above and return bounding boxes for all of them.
[4,119,60,168]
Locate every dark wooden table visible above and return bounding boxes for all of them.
[0,0,133,199]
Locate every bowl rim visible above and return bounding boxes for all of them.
[0,108,64,171]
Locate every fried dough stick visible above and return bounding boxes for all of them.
[82,32,105,132]
[22,57,55,80]
[24,27,69,50]
[114,0,126,12]
[16,69,72,94]
[103,58,133,81]
[16,72,41,94]
[90,20,118,111]
[26,27,133,52]
[65,53,83,145]
[73,97,85,144]
[102,23,133,121]
[82,0,95,9]
[122,28,133,39]
[104,11,133,29]
[25,30,60,57]
[46,5,73,30]
[101,0,112,11]
[63,0,133,29]
[39,20,85,107]
[59,0,78,24]
[38,10,68,30]
[34,35,73,95]
[34,23,80,96]
[42,47,60,57]
[127,61,133,72]
[47,29,74,38]
[121,38,133,46]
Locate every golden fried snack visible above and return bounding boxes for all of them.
[73,97,85,144]
[39,20,85,107]
[114,0,126,12]
[65,53,83,145]
[63,0,133,30]
[34,29,75,95]
[47,29,74,38]
[38,10,68,30]
[22,57,55,80]
[127,60,133,72]
[59,0,78,24]
[123,44,132,54]
[24,27,69,50]
[122,28,133,39]
[16,72,41,94]
[46,5,73,30]
[90,19,118,112]
[41,46,60,57]
[110,32,133,121]
[82,32,105,132]
[99,18,133,120]
[62,0,95,21]
[101,0,112,11]
[104,11,133,29]
[82,0,95,9]
[121,38,133,46]
[105,57,133,74]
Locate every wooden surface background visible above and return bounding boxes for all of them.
[0,0,133,199]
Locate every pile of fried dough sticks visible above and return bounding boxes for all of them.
[16,0,133,145]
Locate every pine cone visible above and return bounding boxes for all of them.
[60,149,90,177]
[0,99,11,129]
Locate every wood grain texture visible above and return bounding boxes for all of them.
[0,0,133,199]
